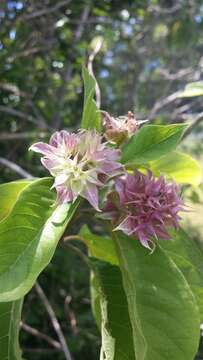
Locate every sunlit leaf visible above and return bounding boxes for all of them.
[150,151,202,186]
[121,124,187,165]
[0,177,80,301]
[177,81,203,97]
[0,180,33,222]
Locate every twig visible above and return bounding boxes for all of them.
[35,281,73,360]
[62,242,89,266]
[63,235,85,242]
[20,322,61,349]
[0,132,49,141]
[0,157,33,178]
[64,295,78,335]
[182,111,203,139]
[0,105,39,125]
[149,91,181,120]
[22,0,72,20]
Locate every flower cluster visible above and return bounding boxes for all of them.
[30,124,184,248]
[104,171,184,248]
[30,130,122,210]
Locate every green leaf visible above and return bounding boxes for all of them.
[160,228,203,321]
[0,177,80,301]
[177,81,203,97]
[0,299,23,360]
[121,124,187,165]
[80,225,118,266]
[81,67,101,132]
[0,180,32,222]
[114,232,200,360]
[91,258,136,360]
[149,151,202,186]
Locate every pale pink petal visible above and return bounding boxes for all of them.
[41,157,59,171]
[82,184,100,211]
[56,185,73,203]
[29,142,55,156]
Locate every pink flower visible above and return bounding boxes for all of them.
[104,170,184,249]
[30,129,122,210]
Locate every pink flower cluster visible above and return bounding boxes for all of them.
[30,127,184,248]
[30,130,122,210]
[104,171,184,248]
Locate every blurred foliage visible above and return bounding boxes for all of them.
[0,0,203,359]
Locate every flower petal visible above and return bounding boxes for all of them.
[29,142,55,156]
[82,184,100,211]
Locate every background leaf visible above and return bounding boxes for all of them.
[149,151,202,186]
[121,124,187,165]
[0,299,23,360]
[0,177,80,302]
[81,67,101,131]
[91,258,136,360]
[80,225,118,266]
[177,82,203,97]
[114,232,200,360]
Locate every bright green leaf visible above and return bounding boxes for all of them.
[91,258,136,360]
[0,180,33,222]
[80,225,118,266]
[121,124,187,165]
[0,177,80,302]
[81,67,101,132]
[177,81,203,97]
[149,151,202,186]
[0,299,23,360]
[114,232,200,360]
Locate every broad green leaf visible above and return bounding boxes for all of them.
[91,258,136,360]
[0,177,80,302]
[0,299,23,360]
[114,232,200,360]
[149,151,202,185]
[160,228,203,321]
[177,81,203,98]
[81,67,101,131]
[80,225,118,266]
[0,180,33,222]
[121,124,187,165]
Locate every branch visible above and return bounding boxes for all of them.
[0,157,33,178]
[149,91,181,120]
[21,322,61,349]
[22,0,72,20]
[182,111,203,139]
[0,132,48,141]
[35,282,73,360]
[0,105,39,125]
